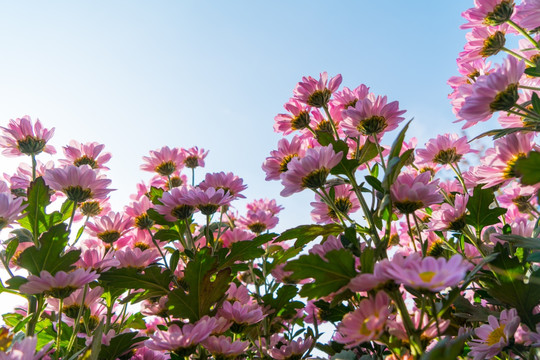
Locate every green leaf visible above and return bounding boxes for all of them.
[170,250,180,272]
[17,223,80,275]
[420,334,468,360]
[381,149,414,192]
[527,252,540,262]
[98,332,146,360]
[219,233,276,268]
[4,238,19,264]
[532,92,540,113]
[471,127,539,141]
[167,248,232,321]
[466,185,506,231]
[525,66,540,77]
[146,208,175,226]
[364,175,383,193]
[148,186,164,204]
[313,299,351,322]
[495,234,540,249]
[6,276,28,290]
[389,119,412,159]
[356,139,378,165]
[276,224,343,248]
[99,266,171,298]
[20,177,51,236]
[515,151,540,185]
[284,249,356,299]
[154,229,181,241]
[262,285,303,320]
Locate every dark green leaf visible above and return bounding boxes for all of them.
[527,252,540,262]
[99,266,171,298]
[525,66,540,77]
[515,151,540,185]
[170,250,180,272]
[146,208,175,226]
[220,233,276,268]
[389,119,412,159]
[420,334,468,360]
[466,185,506,231]
[471,127,539,141]
[6,276,27,290]
[532,92,540,113]
[276,224,343,249]
[356,139,378,165]
[154,229,181,241]
[98,332,146,360]
[364,175,383,193]
[313,299,351,322]
[19,177,51,236]
[381,149,414,192]
[496,234,540,249]
[4,238,19,263]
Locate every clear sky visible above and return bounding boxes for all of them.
[0,1,475,230]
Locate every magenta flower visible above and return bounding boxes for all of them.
[86,211,133,244]
[267,335,313,360]
[182,146,208,169]
[274,99,312,134]
[246,198,283,215]
[458,55,524,128]
[47,286,104,318]
[0,115,55,157]
[154,186,196,221]
[125,196,154,230]
[349,259,394,292]
[390,171,443,214]
[145,317,217,356]
[330,84,370,122]
[61,140,111,170]
[262,136,307,181]
[0,192,27,231]
[226,283,251,304]
[516,0,540,30]
[237,209,279,234]
[459,25,508,64]
[386,253,470,292]
[469,308,521,359]
[184,187,233,216]
[416,133,475,167]
[199,171,247,199]
[76,246,119,272]
[334,292,391,347]
[43,165,113,203]
[141,146,184,176]
[115,248,160,269]
[461,0,516,28]
[0,336,52,360]
[217,301,265,329]
[310,184,360,224]
[341,94,406,138]
[280,145,343,197]
[220,228,254,248]
[19,268,99,298]
[429,194,469,231]
[293,71,342,108]
[202,336,250,358]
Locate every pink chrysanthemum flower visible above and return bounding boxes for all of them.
[262,136,308,181]
[141,296,168,317]
[149,170,189,191]
[5,161,55,197]
[145,317,217,356]
[125,196,154,230]
[220,228,254,248]
[237,209,279,234]
[246,198,284,215]
[459,25,508,64]
[292,72,342,108]
[476,132,535,188]
[0,115,56,157]
[349,259,394,292]
[226,283,252,304]
[334,292,391,347]
[429,194,469,231]
[154,186,196,221]
[309,235,344,260]
[469,308,521,360]
[386,253,470,292]
[330,84,370,122]
[182,146,208,169]
[0,192,27,231]
[341,94,406,138]
[0,336,52,360]
[267,335,313,360]
[274,99,312,135]
[416,133,475,167]
[141,146,184,177]
[461,0,516,28]
[390,171,443,214]
[86,211,134,244]
[76,246,119,272]
[184,187,233,216]
[47,286,104,319]
[115,248,160,269]
[217,301,265,330]
[43,165,113,203]
[61,140,112,170]
[458,55,524,128]
[280,145,343,197]
[449,58,492,92]
[19,268,99,298]
[131,347,169,360]
[310,184,360,224]
[199,172,247,199]
[515,0,540,30]
[498,182,537,213]
[202,336,250,358]
[388,311,451,341]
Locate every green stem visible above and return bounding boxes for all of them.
[348,175,382,246]
[387,289,423,356]
[67,201,78,234]
[405,214,418,253]
[515,103,540,120]
[26,295,44,336]
[322,104,340,140]
[450,163,468,194]
[31,154,37,181]
[55,297,64,360]
[191,168,195,187]
[372,135,387,172]
[413,213,426,255]
[519,85,540,91]
[502,47,536,66]
[66,284,88,356]
[507,19,540,49]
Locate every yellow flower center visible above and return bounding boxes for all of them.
[487,324,506,346]
[419,271,436,283]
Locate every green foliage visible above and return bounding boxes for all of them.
[515,151,540,185]
[284,249,356,299]
[218,233,276,269]
[99,266,172,299]
[98,332,147,360]
[262,285,304,320]
[17,223,80,276]
[465,185,506,231]
[276,224,343,248]
[420,335,468,360]
[525,66,540,77]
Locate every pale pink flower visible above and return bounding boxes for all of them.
[0,115,55,156]
[199,172,247,199]
[448,58,492,92]
[125,196,154,230]
[149,170,189,191]
[262,136,307,181]
[145,317,217,354]
[386,253,470,292]
[220,228,255,248]
[522,323,540,347]
[310,184,360,224]
[237,209,279,234]
[60,140,111,170]
[280,145,343,197]
[0,192,27,231]
[141,146,184,176]
[86,211,134,244]
[20,268,99,298]
[226,283,252,304]
[515,0,540,30]
[154,186,196,221]
[329,84,370,122]
[498,182,537,213]
[469,308,521,359]
[458,55,524,128]
[348,259,394,292]
[47,286,104,318]
[459,25,508,64]
[246,198,283,215]
[115,229,163,251]
[476,132,535,188]
[182,146,208,169]
[5,161,55,195]
[461,0,516,28]
[141,296,168,317]
[0,336,52,360]
[202,336,249,358]
[416,133,475,167]
[274,99,312,134]
[184,187,233,216]
[43,165,113,202]
[439,179,465,195]
[76,246,119,272]
[293,72,342,108]
[217,301,265,327]
[429,194,469,231]
[334,292,391,347]
[309,236,344,259]
[341,94,406,138]
[131,347,169,360]
[390,171,443,214]
[115,248,160,269]
[267,335,313,360]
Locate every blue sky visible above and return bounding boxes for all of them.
[0,1,475,230]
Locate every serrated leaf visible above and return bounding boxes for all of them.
[219,233,276,268]
[154,229,181,241]
[99,266,171,298]
[284,250,356,299]
[515,151,540,185]
[466,185,506,231]
[276,224,343,248]
[98,332,146,360]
